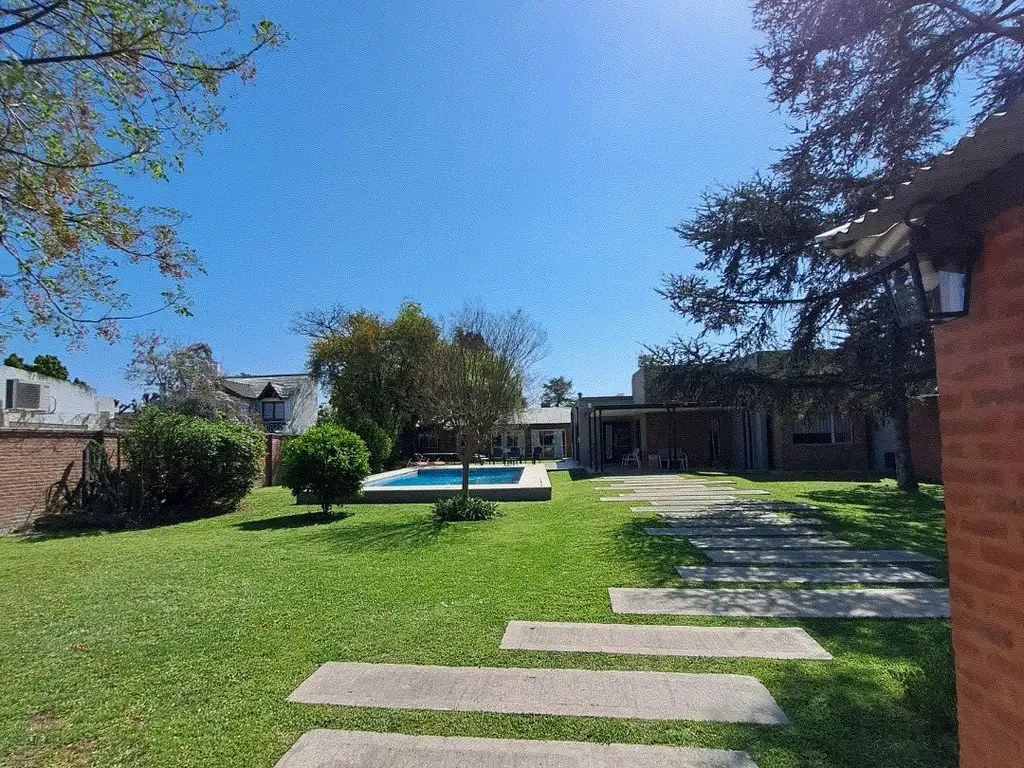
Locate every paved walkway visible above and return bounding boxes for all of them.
[289,662,789,724]
[610,587,951,618]
[274,731,759,768]
[500,620,832,660]
[674,565,941,584]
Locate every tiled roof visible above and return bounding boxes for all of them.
[511,407,573,425]
[221,374,312,401]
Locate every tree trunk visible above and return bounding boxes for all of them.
[888,322,919,492]
[457,432,470,496]
[891,394,919,492]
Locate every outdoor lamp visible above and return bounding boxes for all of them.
[874,204,977,326]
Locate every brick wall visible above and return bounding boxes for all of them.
[771,410,871,473]
[934,205,1024,768]
[908,397,943,484]
[644,411,735,469]
[0,429,116,533]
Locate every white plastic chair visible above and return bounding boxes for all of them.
[622,448,641,468]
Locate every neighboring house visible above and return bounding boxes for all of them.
[572,363,940,477]
[0,364,117,431]
[220,374,318,434]
[411,407,575,460]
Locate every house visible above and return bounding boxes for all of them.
[411,407,574,460]
[572,362,939,477]
[816,100,1024,768]
[0,364,117,431]
[220,374,318,434]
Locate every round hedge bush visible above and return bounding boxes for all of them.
[280,425,371,513]
[432,495,499,522]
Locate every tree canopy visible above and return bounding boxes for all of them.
[540,376,574,407]
[125,334,237,419]
[0,1,280,348]
[4,351,69,380]
[417,308,546,494]
[297,301,440,471]
[656,0,1016,488]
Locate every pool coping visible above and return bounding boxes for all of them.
[359,463,551,503]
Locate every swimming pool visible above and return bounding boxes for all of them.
[359,464,551,503]
[367,467,524,487]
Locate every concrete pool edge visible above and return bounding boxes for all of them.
[357,463,552,503]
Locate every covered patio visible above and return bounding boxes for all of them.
[576,403,770,473]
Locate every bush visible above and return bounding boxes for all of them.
[432,495,499,522]
[280,425,371,513]
[121,407,265,520]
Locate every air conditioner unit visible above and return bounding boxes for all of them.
[5,380,49,411]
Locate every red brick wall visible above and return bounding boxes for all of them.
[909,398,943,484]
[0,430,116,533]
[934,205,1024,768]
[771,410,870,472]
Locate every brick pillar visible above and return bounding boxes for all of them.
[934,206,1024,768]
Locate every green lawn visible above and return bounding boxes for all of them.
[0,472,956,768]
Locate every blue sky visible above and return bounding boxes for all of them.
[15,0,792,402]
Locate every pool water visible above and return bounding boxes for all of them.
[367,467,524,487]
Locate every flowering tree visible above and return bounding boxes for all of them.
[0,1,281,347]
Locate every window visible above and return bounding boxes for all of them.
[418,430,440,452]
[261,400,285,422]
[792,411,853,445]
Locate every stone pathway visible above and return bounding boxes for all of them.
[658,524,827,537]
[500,620,832,660]
[658,534,851,550]
[609,587,951,619]
[674,565,941,584]
[705,549,936,565]
[274,730,760,768]
[289,662,789,724]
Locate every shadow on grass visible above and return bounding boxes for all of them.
[235,510,353,531]
[740,622,957,768]
[612,518,708,587]
[319,517,447,553]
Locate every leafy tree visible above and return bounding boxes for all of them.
[0,1,281,347]
[122,406,265,520]
[28,354,68,380]
[125,334,237,419]
[659,0,1020,490]
[280,425,370,515]
[296,301,440,471]
[540,376,574,407]
[3,353,26,369]
[418,308,546,495]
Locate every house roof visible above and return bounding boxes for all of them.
[221,374,311,401]
[817,98,1024,258]
[511,407,573,425]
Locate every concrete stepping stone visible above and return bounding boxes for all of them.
[654,511,786,520]
[705,549,936,565]
[609,587,951,618]
[686,536,850,550]
[274,730,760,768]
[288,662,789,724]
[661,523,826,535]
[500,620,832,660]
[674,565,942,585]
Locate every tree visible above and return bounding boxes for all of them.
[3,351,71,380]
[28,354,68,380]
[418,309,546,495]
[0,1,281,348]
[280,425,370,515]
[540,376,574,407]
[125,334,237,418]
[296,301,440,471]
[659,0,1020,490]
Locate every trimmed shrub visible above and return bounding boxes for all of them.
[280,425,371,513]
[432,495,499,522]
[121,407,265,520]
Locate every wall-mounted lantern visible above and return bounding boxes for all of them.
[872,202,979,326]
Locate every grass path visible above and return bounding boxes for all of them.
[0,472,955,767]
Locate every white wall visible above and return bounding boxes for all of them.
[0,365,117,430]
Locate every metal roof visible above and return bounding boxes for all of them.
[512,407,572,425]
[817,98,1024,259]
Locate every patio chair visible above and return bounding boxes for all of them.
[507,446,523,463]
[621,448,642,468]
[657,449,671,469]
[531,446,543,464]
